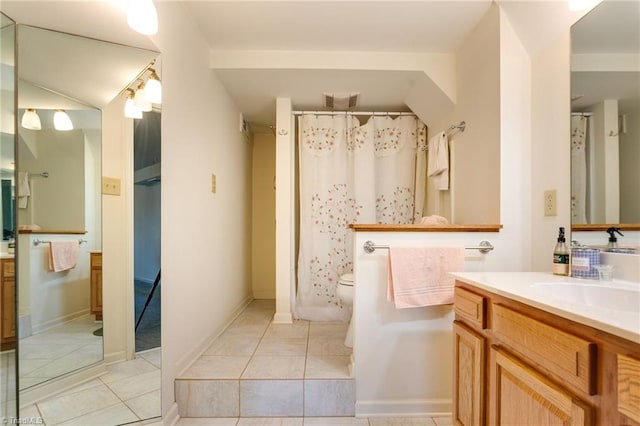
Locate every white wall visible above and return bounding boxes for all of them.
[530,32,572,271]
[151,2,253,418]
[251,132,276,299]
[451,5,501,225]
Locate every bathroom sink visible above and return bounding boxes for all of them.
[531,282,640,312]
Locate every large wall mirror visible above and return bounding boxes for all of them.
[0,11,17,422]
[570,0,640,228]
[8,21,159,422]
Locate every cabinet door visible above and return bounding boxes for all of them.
[490,348,592,426]
[1,276,15,341]
[454,321,485,426]
[618,354,640,425]
[90,269,102,318]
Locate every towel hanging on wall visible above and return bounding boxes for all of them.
[427,132,449,191]
[48,241,79,272]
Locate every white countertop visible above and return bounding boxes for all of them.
[451,272,640,345]
[0,253,14,259]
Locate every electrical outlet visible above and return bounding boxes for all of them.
[102,177,121,196]
[544,189,557,216]
[211,174,217,193]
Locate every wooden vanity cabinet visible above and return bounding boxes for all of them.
[1,258,16,350]
[453,280,640,426]
[90,252,102,321]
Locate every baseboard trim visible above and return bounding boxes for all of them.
[104,350,128,365]
[355,398,452,417]
[273,312,293,324]
[175,295,253,378]
[165,402,180,426]
[31,309,91,335]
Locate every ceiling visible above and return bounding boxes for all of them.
[2,1,636,130]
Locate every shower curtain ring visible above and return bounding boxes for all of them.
[278,129,288,136]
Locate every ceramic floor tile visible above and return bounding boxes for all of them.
[176,418,239,425]
[125,389,161,419]
[254,338,308,356]
[23,356,101,381]
[100,357,158,384]
[247,299,276,310]
[137,349,162,369]
[175,380,239,417]
[181,356,250,379]
[241,355,305,379]
[225,322,271,337]
[307,335,351,356]
[263,321,309,339]
[368,418,435,426]
[308,323,349,337]
[104,369,160,400]
[303,418,369,425]
[56,402,139,426]
[305,355,351,379]
[237,418,303,425]
[36,383,120,425]
[205,334,261,356]
[304,380,356,416]
[240,380,303,417]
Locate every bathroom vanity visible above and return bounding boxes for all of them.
[451,272,640,426]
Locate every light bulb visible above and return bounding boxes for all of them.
[124,94,143,119]
[569,0,602,11]
[127,0,158,35]
[54,110,74,131]
[144,70,162,104]
[134,84,152,112]
[21,109,42,130]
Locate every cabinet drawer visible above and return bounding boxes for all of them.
[618,354,640,424]
[2,259,14,278]
[492,304,596,395]
[454,286,486,329]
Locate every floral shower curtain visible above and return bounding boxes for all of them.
[571,116,588,224]
[295,114,427,321]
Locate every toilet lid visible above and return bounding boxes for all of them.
[339,272,354,285]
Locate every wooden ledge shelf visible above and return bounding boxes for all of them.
[572,224,640,232]
[349,224,503,232]
[18,230,87,235]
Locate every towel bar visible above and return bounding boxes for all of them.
[33,238,88,247]
[363,240,494,254]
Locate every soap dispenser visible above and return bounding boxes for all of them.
[553,227,570,276]
[606,227,623,249]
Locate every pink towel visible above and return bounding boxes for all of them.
[387,246,464,308]
[48,241,79,272]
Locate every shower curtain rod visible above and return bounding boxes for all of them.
[292,110,416,117]
[572,112,593,117]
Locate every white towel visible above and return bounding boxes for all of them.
[17,172,30,209]
[48,241,79,272]
[427,132,449,191]
[387,246,464,308]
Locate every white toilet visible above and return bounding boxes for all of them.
[337,272,355,348]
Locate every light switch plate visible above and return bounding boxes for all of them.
[102,177,121,196]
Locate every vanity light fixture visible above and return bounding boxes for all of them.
[21,108,42,130]
[127,0,158,35]
[124,89,143,119]
[144,68,161,104]
[569,0,602,11]
[53,110,74,131]
[134,81,153,112]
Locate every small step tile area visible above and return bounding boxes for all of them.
[175,300,355,418]
[175,415,453,425]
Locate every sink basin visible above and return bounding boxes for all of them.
[531,282,640,312]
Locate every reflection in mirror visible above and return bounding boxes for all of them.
[12,23,161,424]
[0,11,17,424]
[571,0,640,226]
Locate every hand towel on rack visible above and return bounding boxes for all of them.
[17,171,30,209]
[48,241,79,272]
[427,131,449,190]
[387,246,464,308]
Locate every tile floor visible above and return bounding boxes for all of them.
[19,315,103,389]
[20,347,161,425]
[0,350,17,420]
[175,300,453,425]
